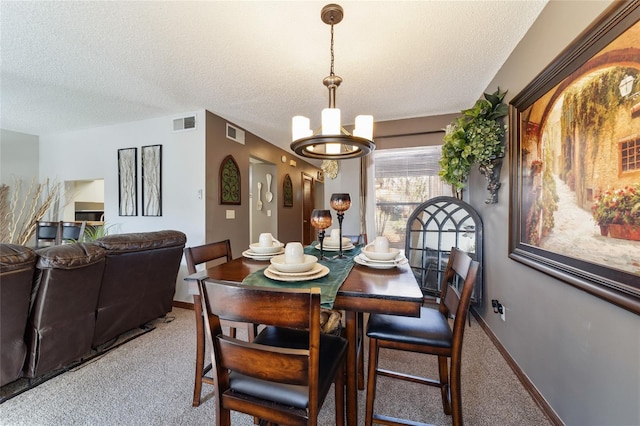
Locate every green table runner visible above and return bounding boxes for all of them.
[241,243,361,309]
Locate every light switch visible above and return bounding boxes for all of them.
[226,210,235,219]
[267,210,272,217]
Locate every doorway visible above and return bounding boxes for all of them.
[302,173,314,245]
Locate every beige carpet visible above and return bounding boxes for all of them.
[0,307,551,425]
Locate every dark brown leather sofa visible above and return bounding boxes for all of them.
[92,230,187,347]
[0,244,37,386]
[0,229,186,387]
[24,243,106,378]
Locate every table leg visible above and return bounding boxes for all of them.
[345,310,358,426]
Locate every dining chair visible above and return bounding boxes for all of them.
[365,247,479,426]
[198,280,348,426]
[35,221,62,247]
[344,233,367,246]
[60,221,86,243]
[185,240,254,407]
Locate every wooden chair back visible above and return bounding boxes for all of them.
[184,239,232,274]
[199,281,342,425]
[440,247,474,316]
[345,234,368,246]
[183,239,238,408]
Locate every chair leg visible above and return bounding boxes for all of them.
[334,361,345,426]
[192,294,205,407]
[357,312,365,390]
[365,337,379,426]
[437,355,452,415]
[450,355,463,426]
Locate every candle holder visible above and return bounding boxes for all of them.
[310,209,332,260]
[330,193,351,259]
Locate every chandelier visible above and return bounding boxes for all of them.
[290,4,375,160]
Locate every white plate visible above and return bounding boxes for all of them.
[266,262,325,277]
[359,252,405,264]
[270,254,318,273]
[242,248,284,260]
[314,243,355,252]
[264,264,330,282]
[323,237,351,247]
[248,241,284,254]
[354,254,407,269]
[361,245,401,261]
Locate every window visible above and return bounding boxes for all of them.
[373,146,452,249]
[620,138,640,173]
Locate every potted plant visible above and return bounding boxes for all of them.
[591,184,640,240]
[439,88,508,202]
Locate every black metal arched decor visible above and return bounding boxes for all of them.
[283,174,293,207]
[219,155,241,205]
[405,196,483,304]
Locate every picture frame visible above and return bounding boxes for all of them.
[283,174,293,207]
[509,1,640,315]
[118,147,137,216]
[141,144,162,216]
[219,155,241,205]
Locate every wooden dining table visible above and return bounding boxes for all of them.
[189,254,423,425]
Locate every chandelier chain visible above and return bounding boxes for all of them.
[330,23,335,77]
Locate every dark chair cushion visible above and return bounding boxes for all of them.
[228,326,348,409]
[367,306,452,349]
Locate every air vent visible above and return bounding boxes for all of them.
[226,123,245,144]
[173,114,197,132]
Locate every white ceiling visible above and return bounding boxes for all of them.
[1,1,548,154]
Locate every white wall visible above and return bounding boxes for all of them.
[0,129,42,236]
[0,129,39,184]
[39,111,207,302]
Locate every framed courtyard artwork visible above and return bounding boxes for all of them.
[142,144,162,216]
[509,1,640,315]
[118,147,137,216]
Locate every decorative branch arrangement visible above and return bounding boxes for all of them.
[439,88,508,203]
[0,177,62,245]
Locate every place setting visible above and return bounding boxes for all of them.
[315,228,356,252]
[354,236,408,269]
[242,232,284,260]
[264,242,329,282]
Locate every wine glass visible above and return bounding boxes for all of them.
[310,209,332,260]
[330,193,351,259]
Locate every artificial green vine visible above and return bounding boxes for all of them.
[439,88,508,192]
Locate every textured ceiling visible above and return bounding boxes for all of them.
[1,1,548,154]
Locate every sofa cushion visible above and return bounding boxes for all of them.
[1,243,37,273]
[36,243,106,269]
[94,230,186,253]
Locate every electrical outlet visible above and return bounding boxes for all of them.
[500,306,506,321]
